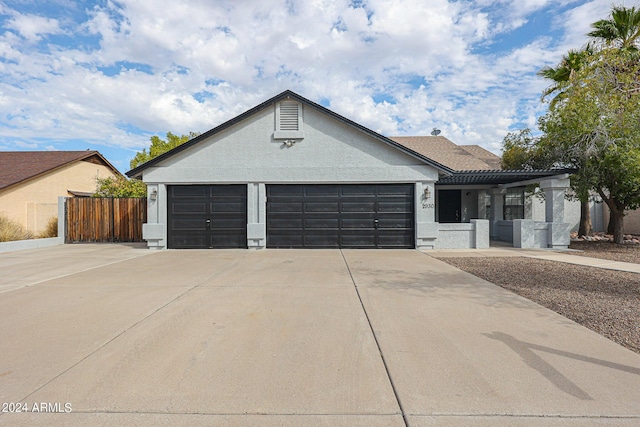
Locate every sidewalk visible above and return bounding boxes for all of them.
[427,247,640,273]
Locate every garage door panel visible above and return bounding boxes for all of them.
[172,203,206,214]
[210,233,247,248]
[269,185,303,197]
[210,202,245,213]
[305,218,340,229]
[268,234,304,247]
[342,202,376,212]
[269,202,303,213]
[378,233,413,247]
[305,202,339,213]
[378,184,414,195]
[378,201,412,213]
[172,186,207,197]
[210,217,246,229]
[377,216,413,228]
[171,219,207,231]
[269,218,303,229]
[341,218,375,229]
[305,234,340,247]
[341,234,376,247]
[341,185,376,196]
[305,185,339,196]
[267,184,414,249]
[171,235,207,248]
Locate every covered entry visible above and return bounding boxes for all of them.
[266,184,414,248]
[167,185,247,249]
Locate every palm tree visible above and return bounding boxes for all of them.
[537,46,593,108]
[588,5,640,53]
[537,46,595,236]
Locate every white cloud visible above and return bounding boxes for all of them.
[0,0,622,167]
[6,12,65,42]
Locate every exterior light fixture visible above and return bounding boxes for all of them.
[423,187,431,200]
[150,189,158,201]
[283,139,296,147]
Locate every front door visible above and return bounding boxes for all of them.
[438,189,461,223]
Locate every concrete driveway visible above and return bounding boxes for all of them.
[1,244,639,426]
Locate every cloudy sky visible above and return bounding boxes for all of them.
[0,0,625,172]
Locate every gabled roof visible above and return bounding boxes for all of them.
[436,169,574,186]
[389,136,501,171]
[126,90,455,178]
[0,150,121,191]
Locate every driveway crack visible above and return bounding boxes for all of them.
[339,249,408,427]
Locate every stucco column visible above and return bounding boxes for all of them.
[247,183,266,249]
[540,177,569,223]
[415,181,437,249]
[142,183,166,249]
[540,176,571,249]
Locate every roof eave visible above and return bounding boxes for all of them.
[126,90,455,178]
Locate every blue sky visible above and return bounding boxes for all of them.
[0,0,627,173]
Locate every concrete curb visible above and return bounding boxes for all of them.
[0,237,64,253]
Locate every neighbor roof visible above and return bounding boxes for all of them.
[126,90,455,178]
[0,150,121,191]
[458,145,502,169]
[389,136,501,171]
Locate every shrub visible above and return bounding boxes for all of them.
[39,216,58,238]
[0,214,34,242]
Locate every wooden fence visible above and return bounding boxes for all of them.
[66,197,147,243]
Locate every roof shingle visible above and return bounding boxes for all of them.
[389,136,501,171]
[0,151,120,191]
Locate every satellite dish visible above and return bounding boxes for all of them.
[431,128,441,136]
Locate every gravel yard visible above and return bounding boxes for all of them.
[569,240,640,264]
[439,253,640,355]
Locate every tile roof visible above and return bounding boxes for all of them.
[389,136,501,171]
[0,151,120,191]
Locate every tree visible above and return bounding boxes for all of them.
[537,45,595,236]
[537,45,594,108]
[130,131,199,169]
[587,4,640,234]
[588,5,640,53]
[94,176,147,198]
[539,48,640,244]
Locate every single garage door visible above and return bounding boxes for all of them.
[167,185,247,249]
[267,184,414,248]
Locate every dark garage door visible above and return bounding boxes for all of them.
[267,184,414,248]
[167,185,247,249]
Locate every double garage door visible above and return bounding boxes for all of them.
[167,184,414,249]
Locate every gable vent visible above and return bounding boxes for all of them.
[279,102,299,131]
[274,100,304,139]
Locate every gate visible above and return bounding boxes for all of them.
[66,197,147,243]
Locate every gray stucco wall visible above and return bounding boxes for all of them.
[140,102,440,249]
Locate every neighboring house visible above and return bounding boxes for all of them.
[127,90,571,250]
[0,151,121,234]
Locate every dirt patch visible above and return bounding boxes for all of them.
[439,256,640,355]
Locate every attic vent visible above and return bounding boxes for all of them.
[279,102,299,131]
[274,100,304,139]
